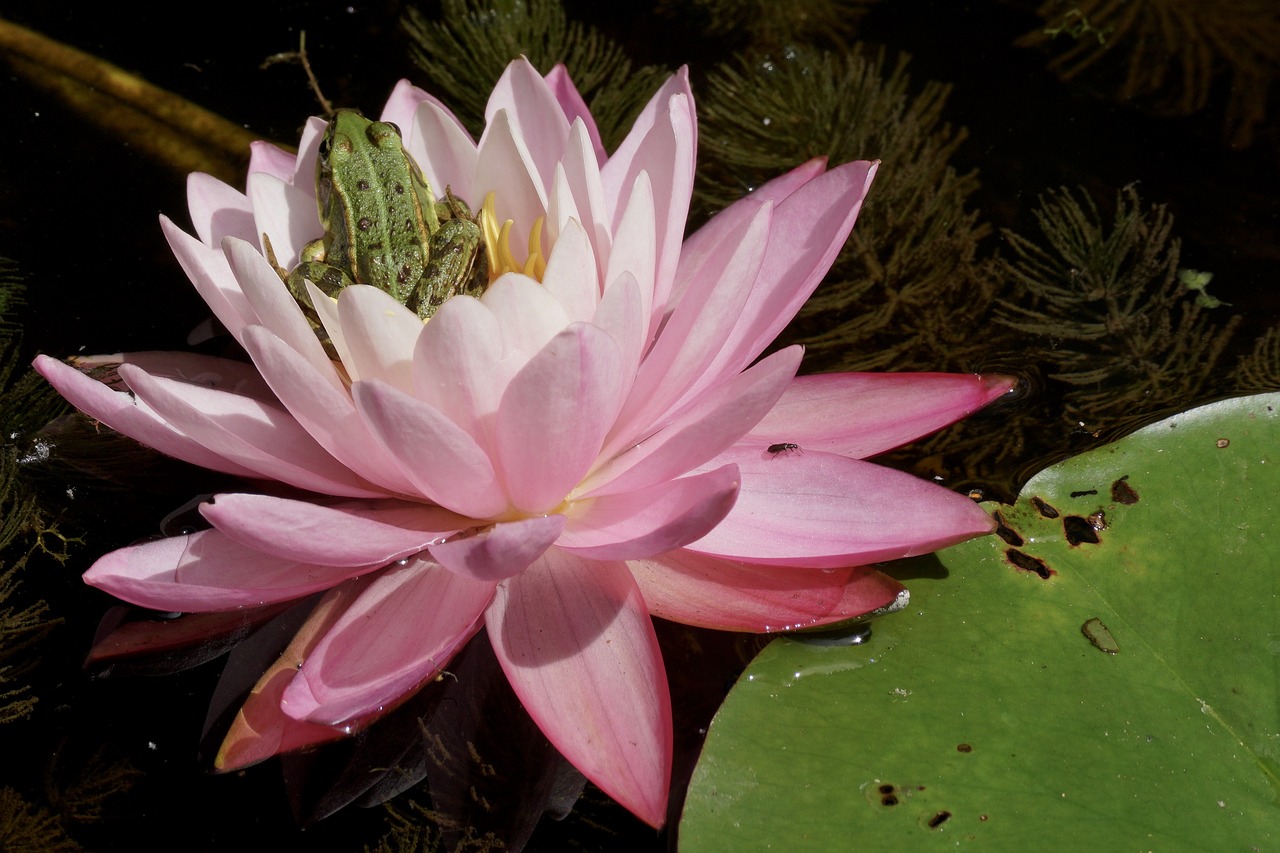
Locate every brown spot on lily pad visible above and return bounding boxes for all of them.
[1110,475,1139,505]
[1030,496,1060,518]
[1063,515,1100,546]
[1007,548,1053,578]
[1081,617,1119,654]
[993,511,1024,546]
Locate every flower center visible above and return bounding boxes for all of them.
[479,192,547,282]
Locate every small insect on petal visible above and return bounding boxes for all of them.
[767,442,801,457]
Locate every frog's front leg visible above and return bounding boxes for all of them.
[409,217,487,319]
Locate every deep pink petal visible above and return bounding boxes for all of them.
[216,582,370,771]
[486,549,671,828]
[32,355,260,479]
[675,160,877,405]
[200,493,470,567]
[495,323,624,513]
[352,379,507,518]
[686,451,994,567]
[628,551,904,632]
[584,346,800,498]
[558,464,740,560]
[83,529,375,612]
[283,557,494,724]
[429,516,565,581]
[747,372,1016,458]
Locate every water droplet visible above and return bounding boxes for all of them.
[791,620,872,647]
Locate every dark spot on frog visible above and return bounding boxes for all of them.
[358,216,373,231]
[356,179,370,191]
[992,511,1023,546]
[1110,475,1139,505]
[927,811,953,829]
[1006,548,1053,578]
[956,743,972,753]
[1030,496,1059,518]
[1063,515,1100,546]
[1070,489,1097,498]
[394,183,405,195]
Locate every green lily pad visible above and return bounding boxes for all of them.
[680,393,1280,849]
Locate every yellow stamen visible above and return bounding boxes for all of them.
[479,191,547,282]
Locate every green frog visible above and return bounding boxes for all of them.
[271,110,487,338]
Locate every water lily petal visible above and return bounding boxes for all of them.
[687,451,994,567]
[487,549,671,828]
[186,172,256,247]
[404,97,478,203]
[583,345,800,497]
[241,325,419,494]
[117,363,385,497]
[32,355,259,479]
[540,216,599,322]
[83,529,377,612]
[412,294,509,441]
[430,515,566,582]
[476,109,547,261]
[496,323,624,513]
[336,285,425,395]
[283,557,494,724]
[161,217,256,338]
[200,493,469,567]
[352,379,507,518]
[543,64,606,167]
[246,169,318,272]
[216,583,369,771]
[559,464,740,560]
[628,551,904,632]
[485,57,570,192]
[747,372,1016,458]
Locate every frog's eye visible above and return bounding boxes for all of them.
[317,133,332,164]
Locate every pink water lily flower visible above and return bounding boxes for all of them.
[35,58,1010,827]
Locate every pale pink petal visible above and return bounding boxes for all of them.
[429,516,565,581]
[592,271,645,386]
[161,217,256,338]
[73,351,274,401]
[117,363,385,498]
[747,372,1016,458]
[544,64,606,166]
[283,557,494,724]
[487,549,671,828]
[558,120,612,274]
[496,323,624,513]
[475,110,547,262]
[412,295,508,441]
[186,172,256,247]
[247,138,301,182]
[485,57,570,193]
[558,464,740,560]
[336,286,425,394]
[83,529,376,612]
[601,171,656,339]
[687,451,994,567]
[600,72,695,315]
[32,355,260,479]
[583,346,800,497]
[378,78,431,128]
[216,581,371,771]
[352,379,507,518]
[225,237,335,377]
[540,217,599,322]
[404,98,478,203]
[241,326,419,494]
[200,493,470,566]
[246,170,319,271]
[629,551,904,632]
[482,273,572,359]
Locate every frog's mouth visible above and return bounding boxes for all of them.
[480,191,547,283]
